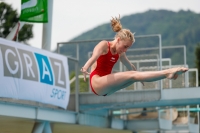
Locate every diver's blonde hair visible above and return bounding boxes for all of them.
[110,15,135,43]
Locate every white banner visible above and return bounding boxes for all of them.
[0,38,70,109]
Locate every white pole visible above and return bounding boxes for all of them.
[42,0,53,51]
[32,122,45,133]
[43,122,52,133]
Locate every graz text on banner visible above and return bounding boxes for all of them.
[0,38,70,109]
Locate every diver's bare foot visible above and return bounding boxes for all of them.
[166,67,188,79]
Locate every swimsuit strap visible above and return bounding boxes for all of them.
[107,41,111,52]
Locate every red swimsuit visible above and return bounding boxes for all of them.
[90,42,119,96]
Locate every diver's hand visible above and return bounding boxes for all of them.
[80,67,90,81]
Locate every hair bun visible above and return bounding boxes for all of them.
[110,15,122,32]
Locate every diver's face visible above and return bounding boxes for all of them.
[116,38,132,54]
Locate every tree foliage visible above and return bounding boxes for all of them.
[0,2,33,42]
[69,71,89,93]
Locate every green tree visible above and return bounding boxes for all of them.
[195,43,200,86]
[0,2,33,42]
[69,71,89,93]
